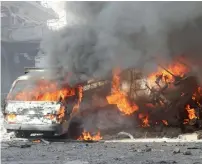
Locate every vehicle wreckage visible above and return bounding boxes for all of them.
[2,58,202,139]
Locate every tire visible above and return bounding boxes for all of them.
[43,132,55,138]
[67,118,84,139]
[15,131,31,138]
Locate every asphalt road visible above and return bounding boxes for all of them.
[2,139,202,164]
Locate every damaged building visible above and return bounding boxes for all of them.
[1,1,58,97]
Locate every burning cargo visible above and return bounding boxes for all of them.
[2,58,202,140]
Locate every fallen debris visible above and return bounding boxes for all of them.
[178,133,199,140]
[152,149,164,152]
[142,160,177,164]
[196,130,202,139]
[117,131,134,139]
[187,147,201,149]
[173,147,180,154]
[137,149,143,153]
[157,160,177,164]
[145,147,152,152]
[7,143,31,148]
[41,139,50,145]
[183,150,192,155]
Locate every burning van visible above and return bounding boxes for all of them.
[3,58,202,139]
[2,68,111,137]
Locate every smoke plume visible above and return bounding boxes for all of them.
[40,2,202,85]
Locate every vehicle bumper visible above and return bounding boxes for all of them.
[4,121,63,134]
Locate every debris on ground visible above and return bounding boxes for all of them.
[145,147,152,152]
[183,150,192,155]
[117,131,134,139]
[41,139,50,145]
[178,133,199,140]
[6,142,31,148]
[173,148,180,154]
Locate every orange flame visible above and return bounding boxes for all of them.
[107,69,139,115]
[57,106,65,122]
[71,86,83,117]
[162,120,168,126]
[148,60,189,86]
[185,104,197,120]
[138,113,150,127]
[192,87,202,107]
[44,114,56,120]
[77,130,102,141]
[32,140,41,143]
[9,79,75,101]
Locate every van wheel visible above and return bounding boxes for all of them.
[15,131,31,138]
[68,118,83,140]
[43,132,55,138]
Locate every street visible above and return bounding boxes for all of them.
[2,138,202,164]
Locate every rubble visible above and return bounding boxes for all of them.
[183,150,192,155]
[145,147,152,152]
[6,142,31,148]
[117,131,134,139]
[41,139,50,145]
[173,148,180,154]
[178,133,199,140]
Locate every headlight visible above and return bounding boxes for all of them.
[5,114,16,123]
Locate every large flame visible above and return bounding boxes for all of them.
[71,85,83,117]
[9,79,75,101]
[77,130,102,141]
[6,57,202,133]
[144,59,195,127]
[148,60,189,86]
[7,79,82,122]
[106,69,139,115]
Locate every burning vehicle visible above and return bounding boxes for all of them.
[2,57,202,140]
[3,67,111,138]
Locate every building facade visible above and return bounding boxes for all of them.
[1,1,58,96]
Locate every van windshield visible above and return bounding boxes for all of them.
[9,80,35,98]
[8,79,59,101]
[7,79,75,101]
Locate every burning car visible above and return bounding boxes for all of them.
[2,67,111,137]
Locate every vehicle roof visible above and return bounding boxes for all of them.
[15,70,52,81]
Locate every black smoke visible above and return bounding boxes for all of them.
[40,2,202,86]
